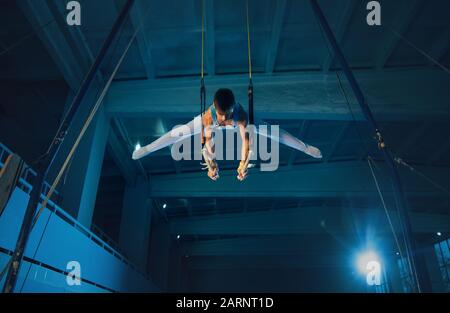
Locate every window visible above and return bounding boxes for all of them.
[434,238,450,292]
[374,273,389,293]
[397,257,414,293]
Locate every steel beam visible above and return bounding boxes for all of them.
[310,0,426,292]
[2,0,136,293]
[169,207,450,236]
[149,160,450,198]
[105,69,450,122]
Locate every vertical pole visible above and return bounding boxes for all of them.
[309,0,424,292]
[248,80,254,125]
[2,0,135,293]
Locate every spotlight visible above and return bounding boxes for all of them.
[163,203,167,209]
[177,235,181,240]
[356,250,382,286]
[135,143,141,151]
[356,250,380,274]
[437,232,442,237]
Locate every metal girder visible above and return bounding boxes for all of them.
[185,254,354,269]
[2,0,137,293]
[287,121,308,167]
[107,126,137,185]
[265,0,287,73]
[128,0,155,78]
[310,0,427,291]
[17,0,85,91]
[51,0,97,75]
[149,160,450,198]
[376,0,423,69]
[170,206,450,236]
[181,235,348,257]
[321,0,356,72]
[105,69,450,121]
[325,122,351,162]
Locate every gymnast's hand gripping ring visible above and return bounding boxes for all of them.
[201,148,219,181]
[237,150,255,181]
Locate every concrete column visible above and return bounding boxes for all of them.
[56,107,110,228]
[385,254,404,293]
[414,241,434,292]
[181,257,189,292]
[422,244,446,292]
[148,213,171,291]
[119,177,152,271]
[168,242,183,292]
[47,79,109,226]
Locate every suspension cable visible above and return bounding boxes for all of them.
[0,1,149,291]
[394,156,450,197]
[367,156,421,292]
[246,0,253,81]
[312,7,421,291]
[31,5,149,229]
[367,158,406,265]
[200,79,206,146]
[384,25,450,75]
[246,0,254,125]
[200,0,206,146]
[201,0,205,80]
[314,10,373,156]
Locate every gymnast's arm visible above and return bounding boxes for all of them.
[237,110,250,180]
[201,110,219,180]
[202,109,215,156]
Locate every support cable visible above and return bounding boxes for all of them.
[310,0,422,292]
[1,0,137,293]
[246,0,254,125]
[246,0,253,81]
[33,6,150,229]
[367,157,413,283]
[317,11,414,289]
[200,0,206,147]
[368,157,421,292]
[314,9,372,157]
[14,7,147,292]
[394,157,450,197]
[383,25,450,75]
[1,16,137,292]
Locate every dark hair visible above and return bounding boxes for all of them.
[214,88,235,113]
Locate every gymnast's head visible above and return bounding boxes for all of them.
[214,88,235,119]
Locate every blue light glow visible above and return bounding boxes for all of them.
[357,250,380,274]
